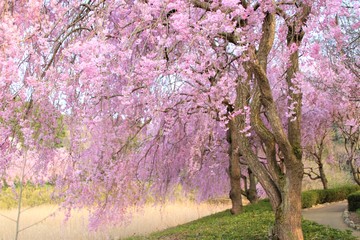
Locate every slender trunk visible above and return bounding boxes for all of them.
[15,151,27,240]
[15,181,24,240]
[271,168,303,240]
[318,163,328,189]
[316,135,328,190]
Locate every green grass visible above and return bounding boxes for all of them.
[126,200,356,240]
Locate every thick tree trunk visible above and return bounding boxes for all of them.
[269,5,309,238]
[271,167,304,240]
[229,159,243,214]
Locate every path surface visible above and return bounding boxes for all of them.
[302,201,360,239]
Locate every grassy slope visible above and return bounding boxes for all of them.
[126,200,356,240]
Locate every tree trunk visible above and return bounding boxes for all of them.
[350,159,360,185]
[227,121,243,215]
[247,168,259,203]
[229,160,242,214]
[318,163,328,189]
[271,168,304,240]
[232,4,310,239]
[347,137,360,185]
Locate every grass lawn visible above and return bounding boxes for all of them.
[126,200,356,240]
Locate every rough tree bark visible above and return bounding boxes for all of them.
[233,6,310,239]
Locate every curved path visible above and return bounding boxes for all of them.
[302,201,360,239]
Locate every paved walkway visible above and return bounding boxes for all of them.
[302,201,360,239]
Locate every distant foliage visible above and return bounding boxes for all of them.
[0,184,57,209]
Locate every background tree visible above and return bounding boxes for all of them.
[303,124,331,190]
[335,107,360,185]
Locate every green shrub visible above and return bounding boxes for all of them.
[302,190,319,208]
[314,189,327,204]
[343,185,360,195]
[325,185,360,203]
[348,191,360,212]
[301,185,360,209]
[324,188,346,202]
